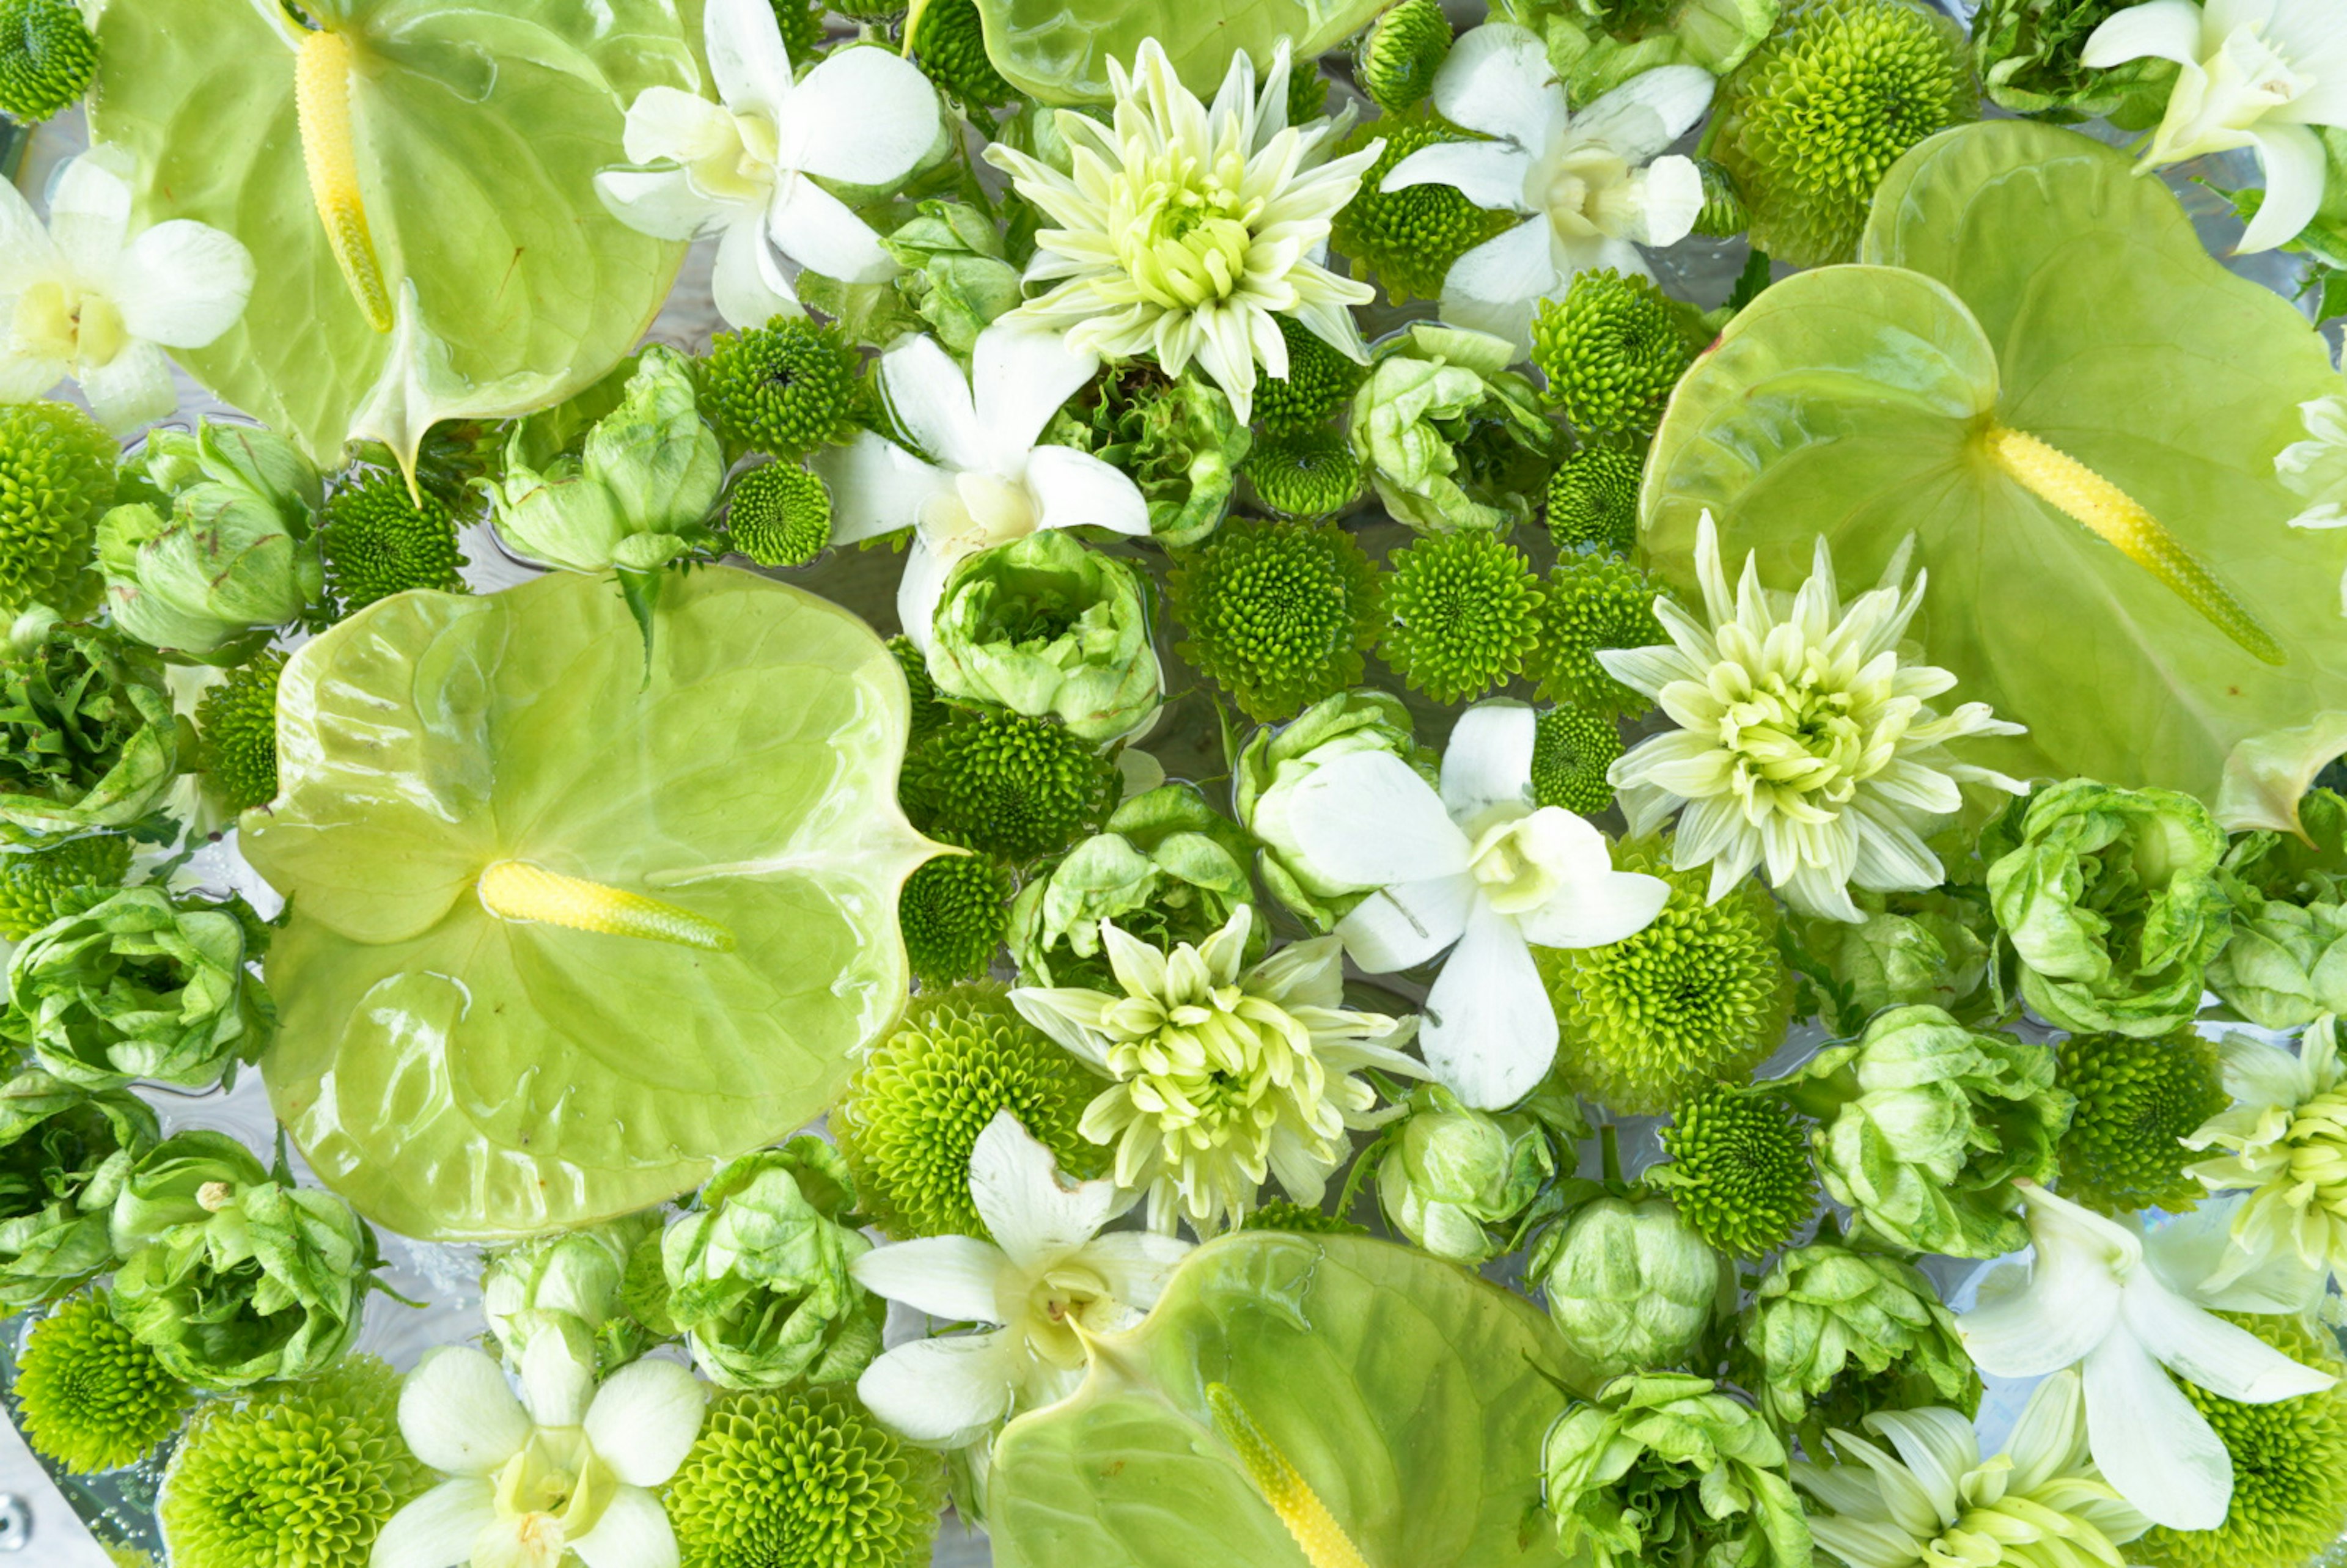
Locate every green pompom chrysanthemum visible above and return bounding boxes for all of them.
[0,832,130,939]
[1530,269,1700,440]
[2054,1028,2227,1216]
[2135,1313,2347,1568]
[887,634,949,744]
[320,475,468,614]
[1648,1086,1819,1256]
[0,0,95,123]
[725,462,832,567]
[1354,0,1452,114]
[909,0,1013,106]
[1289,57,1330,125]
[704,317,863,459]
[1331,114,1520,304]
[0,399,114,620]
[1241,1199,1368,1236]
[159,1355,431,1568]
[1530,705,1622,816]
[899,850,1011,989]
[1546,443,1643,557]
[768,0,826,57]
[1691,158,1750,238]
[1378,528,1544,705]
[1534,837,1795,1114]
[666,1386,944,1568]
[193,651,286,815]
[1244,428,1364,519]
[1253,317,1365,438]
[901,711,1118,862]
[1532,554,1667,716]
[1710,0,1977,266]
[1170,515,1384,722]
[833,984,1104,1240]
[16,1292,191,1473]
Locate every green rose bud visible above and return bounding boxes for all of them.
[109,1129,381,1388]
[1233,689,1439,931]
[1072,372,1247,548]
[0,617,188,843]
[2,886,275,1091]
[0,1069,156,1308]
[1375,1083,1557,1265]
[1532,1194,1729,1394]
[1969,0,2180,123]
[1795,891,1993,1024]
[661,1135,884,1390]
[2208,896,2347,1030]
[927,530,1162,743]
[482,1213,663,1377]
[882,200,1024,354]
[1348,323,1555,534]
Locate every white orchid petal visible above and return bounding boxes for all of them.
[1430,23,1567,148]
[775,46,942,186]
[856,1330,1025,1445]
[2082,1325,2236,1531]
[369,1478,500,1568]
[1026,444,1152,537]
[621,86,740,167]
[2241,122,2327,252]
[45,155,131,279]
[0,177,59,293]
[571,1486,680,1568]
[969,1108,1120,1270]
[977,324,1102,460]
[1435,217,1555,356]
[1335,874,1477,972]
[1078,1230,1196,1313]
[768,175,895,284]
[0,352,64,405]
[2082,0,2206,67]
[1288,750,1472,887]
[596,167,726,243]
[398,1347,529,1476]
[880,333,990,472]
[583,1358,707,1487]
[705,0,798,122]
[1378,140,1535,211]
[1622,155,1705,248]
[1954,1187,2131,1378]
[519,1328,596,1429]
[709,211,799,328]
[2120,1271,2338,1402]
[850,1234,1013,1323]
[1420,896,1557,1109]
[114,221,254,348]
[1512,863,1670,949]
[73,340,177,436]
[812,431,953,543]
[1440,702,1538,821]
[895,535,953,649]
[1567,65,1716,164]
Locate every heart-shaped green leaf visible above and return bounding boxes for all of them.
[246,568,935,1241]
[1641,120,2347,804]
[89,0,702,471]
[990,1232,1571,1568]
[971,0,1390,104]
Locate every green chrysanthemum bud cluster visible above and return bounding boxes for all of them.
[768,0,826,57]
[1710,0,1978,266]
[1170,515,1384,721]
[0,0,96,123]
[1691,158,1749,238]
[725,461,832,567]
[194,650,286,815]
[1546,443,1644,557]
[1378,528,1544,705]
[909,0,1013,106]
[0,833,130,939]
[1648,1086,1818,1257]
[833,984,1104,1240]
[704,317,864,459]
[0,400,115,621]
[1531,705,1623,816]
[1254,317,1366,438]
[1244,428,1365,519]
[1242,1198,1369,1236]
[320,474,469,614]
[16,1292,191,1473]
[901,710,1118,862]
[1532,554,1667,716]
[1532,269,1701,439]
[1288,56,1329,124]
[887,633,949,744]
[1354,0,1452,114]
[1535,837,1794,1115]
[898,849,1011,988]
[2054,1027,2227,1215]
[1331,114,1519,303]
[667,1387,944,1568]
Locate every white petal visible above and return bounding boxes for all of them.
[2082,1327,2235,1531]
[45,155,130,279]
[897,536,952,649]
[977,323,1102,459]
[0,177,60,294]
[399,1346,529,1476]
[709,210,799,327]
[1336,874,1477,972]
[519,1327,595,1429]
[969,1108,1120,1270]
[1027,444,1151,537]
[1513,863,1671,948]
[1079,1231,1194,1313]
[1419,897,1557,1109]
[114,221,254,347]
[776,45,942,186]
[620,86,740,168]
[1954,1191,2129,1378]
[1439,702,1537,822]
[1567,65,1716,164]
[880,333,988,471]
[596,167,725,243]
[1379,141,1535,212]
[0,352,64,405]
[706,0,797,122]
[583,1358,707,1487]
[1431,23,1568,148]
[571,1486,679,1568]
[1436,218,1555,356]
[2120,1273,2338,1402]
[856,1331,1024,1445]
[1865,1407,1979,1520]
[1288,750,1472,887]
[369,1478,499,1568]
[2242,122,2327,253]
[75,340,175,435]
[2082,0,2206,67]
[813,431,954,542]
[768,175,894,284]
[1622,155,1705,248]
[850,1234,1013,1322]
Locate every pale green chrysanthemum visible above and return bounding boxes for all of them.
[16,1291,191,1473]
[2187,1017,2347,1292]
[1378,527,1545,704]
[2055,1027,2226,1215]
[897,850,1011,989]
[666,1386,944,1568]
[1530,705,1622,816]
[1647,1085,1818,1257]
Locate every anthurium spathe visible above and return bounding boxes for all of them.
[595,0,944,327]
[1273,701,1670,1109]
[814,323,1148,647]
[1952,1178,2336,1531]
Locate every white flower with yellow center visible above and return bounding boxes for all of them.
[851,1110,1194,1448]
[1600,515,2027,924]
[982,39,1379,425]
[0,150,254,435]
[2185,1013,2347,1291]
[2085,0,2347,254]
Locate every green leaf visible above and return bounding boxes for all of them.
[972,0,1389,105]
[990,1232,1572,1568]
[245,568,936,1241]
[89,0,703,472]
[1641,120,2347,804]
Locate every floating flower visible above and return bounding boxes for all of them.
[2184,1014,2347,1291]
[982,38,1380,425]
[2084,0,2347,254]
[850,1110,1192,1445]
[815,323,1147,647]
[0,150,253,434]
[1378,24,1713,353]
[1012,904,1422,1233]
[1271,701,1670,1108]
[1601,515,2027,923]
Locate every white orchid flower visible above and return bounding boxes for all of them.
[851,1110,1192,1449]
[0,150,253,435]
[2085,0,2347,254]
[1274,701,1670,1110]
[1953,1178,2336,1532]
[594,0,942,326]
[814,321,1150,647]
[372,1333,707,1568]
[1379,24,1713,353]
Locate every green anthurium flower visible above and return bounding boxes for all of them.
[1374,1083,1567,1266]
[1233,688,1439,933]
[481,1213,664,1379]
[1530,1193,1730,1394]
[243,567,937,1240]
[927,530,1162,744]
[0,1069,156,1308]
[1349,323,1555,533]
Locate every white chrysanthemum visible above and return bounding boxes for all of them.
[2187,1014,2347,1291]
[982,40,1379,425]
[1600,515,2026,922]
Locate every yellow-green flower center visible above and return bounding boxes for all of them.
[1112,145,1263,310]
[1541,146,1633,243]
[1711,658,1880,823]
[13,279,125,367]
[493,1427,617,1567]
[1023,1259,1114,1369]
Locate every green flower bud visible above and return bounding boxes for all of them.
[1076,370,1248,548]
[881,199,1023,353]
[1349,323,1556,533]
[1233,688,1438,931]
[482,1214,663,1378]
[1735,1237,1979,1444]
[1354,0,1452,114]
[2208,896,2347,1031]
[0,1069,156,1308]
[928,530,1162,744]
[1532,1195,1728,1394]
[1792,892,1994,1022]
[1375,1084,1555,1265]
[0,617,186,843]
